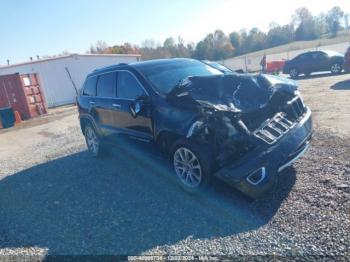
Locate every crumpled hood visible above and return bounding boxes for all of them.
[167,73,298,113]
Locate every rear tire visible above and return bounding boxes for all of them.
[330,63,342,74]
[170,139,213,192]
[84,123,106,158]
[289,68,299,79]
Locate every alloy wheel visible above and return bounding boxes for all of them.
[290,69,298,78]
[331,63,341,74]
[173,147,202,188]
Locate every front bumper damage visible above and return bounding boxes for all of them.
[214,107,313,198]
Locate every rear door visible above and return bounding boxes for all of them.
[111,70,153,141]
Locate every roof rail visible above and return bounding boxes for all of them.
[93,62,129,72]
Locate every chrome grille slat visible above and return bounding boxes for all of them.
[254,113,295,144]
[254,96,307,144]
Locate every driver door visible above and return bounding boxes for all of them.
[312,51,329,72]
[111,70,153,142]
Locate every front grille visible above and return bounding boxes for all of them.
[254,96,307,144]
[255,113,295,144]
[286,96,306,120]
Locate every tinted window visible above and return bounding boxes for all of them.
[117,71,145,99]
[295,54,307,61]
[97,72,116,98]
[311,52,325,59]
[204,61,234,74]
[83,76,97,96]
[323,50,342,56]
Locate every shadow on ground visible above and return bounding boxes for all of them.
[0,143,296,255]
[330,79,350,90]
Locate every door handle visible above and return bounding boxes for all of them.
[112,103,121,108]
[89,101,96,105]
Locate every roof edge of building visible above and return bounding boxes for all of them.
[0,53,142,70]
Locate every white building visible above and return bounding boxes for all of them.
[0,54,141,107]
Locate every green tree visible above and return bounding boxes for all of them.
[293,7,319,40]
[245,28,267,52]
[266,23,294,47]
[315,13,327,36]
[345,14,350,29]
[326,6,345,36]
[193,30,234,60]
[229,32,241,55]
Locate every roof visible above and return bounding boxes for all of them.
[87,58,199,77]
[0,53,141,69]
[130,58,194,67]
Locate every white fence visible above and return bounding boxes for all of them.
[221,41,350,72]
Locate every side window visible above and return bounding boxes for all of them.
[117,71,145,100]
[294,54,303,61]
[312,52,324,59]
[97,72,116,98]
[318,52,327,58]
[300,54,308,60]
[83,76,97,96]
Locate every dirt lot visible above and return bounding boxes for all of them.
[0,73,349,258]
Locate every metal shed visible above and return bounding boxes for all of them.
[0,54,141,108]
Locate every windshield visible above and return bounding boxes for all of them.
[203,60,234,74]
[133,59,223,94]
[323,50,343,56]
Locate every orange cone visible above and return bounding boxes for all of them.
[14,111,22,125]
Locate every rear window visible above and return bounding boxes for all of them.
[323,50,342,57]
[97,72,117,98]
[83,76,97,96]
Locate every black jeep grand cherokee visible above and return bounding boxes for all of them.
[77,58,312,198]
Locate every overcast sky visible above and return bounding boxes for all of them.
[1,0,349,64]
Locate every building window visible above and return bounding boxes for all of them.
[23,75,32,86]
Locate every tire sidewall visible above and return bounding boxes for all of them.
[84,124,100,157]
[170,139,212,192]
[289,68,299,79]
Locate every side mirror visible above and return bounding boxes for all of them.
[130,101,141,118]
[129,95,149,118]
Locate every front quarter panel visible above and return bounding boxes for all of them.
[153,99,199,141]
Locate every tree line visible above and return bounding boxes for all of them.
[89,6,350,61]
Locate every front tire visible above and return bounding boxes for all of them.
[330,63,342,74]
[289,68,299,79]
[171,139,213,192]
[84,124,105,157]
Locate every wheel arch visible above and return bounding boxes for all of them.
[79,115,103,137]
[155,130,184,153]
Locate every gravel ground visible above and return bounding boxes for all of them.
[0,73,349,259]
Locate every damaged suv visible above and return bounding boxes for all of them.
[78,58,312,198]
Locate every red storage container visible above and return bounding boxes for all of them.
[0,73,47,120]
[266,61,286,73]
